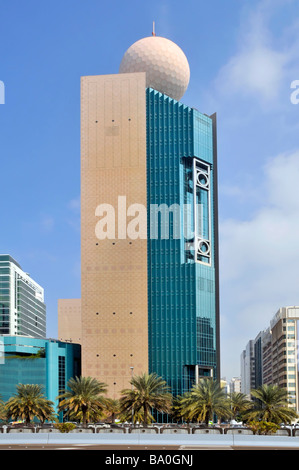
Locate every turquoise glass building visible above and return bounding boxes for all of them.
[146,88,220,397]
[0,335,81,417]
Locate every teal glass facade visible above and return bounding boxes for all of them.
[0,335,81,418]
[146,89,220,398]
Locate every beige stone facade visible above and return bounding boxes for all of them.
[80,72,149,398]
[58,298,82,344]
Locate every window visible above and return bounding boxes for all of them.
[184,158,212,265]
[58,356,66,394]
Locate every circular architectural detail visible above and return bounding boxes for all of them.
[119,36,190,102]
[197,171,209,188]
[197,240,211,256]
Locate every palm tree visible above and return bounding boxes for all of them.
[172,392,196,424]
[229,392,253,422]
[119,407,149,425]
[37,400,57,424]
[66,406,104,424]
[104,398,120,424]
[57,376,107,428]
[5,384,55,425]
[177,378,231,426]
[244,384,298,424]
[120,372,172,427]
[0,394,7,422]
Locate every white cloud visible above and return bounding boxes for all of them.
[215,0,297,105]
[40,215,55,232]
[218,47,287,102]
[220,150,299,378]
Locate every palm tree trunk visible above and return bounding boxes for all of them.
[143,404,148,428]
[82,407,87,428]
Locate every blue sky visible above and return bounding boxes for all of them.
[0,0,299,380]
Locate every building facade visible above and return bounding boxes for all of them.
[58,299,81,344]
[269,307,299,410]
[230,377,241,394]
[262,328,272,385]
[0,335,81,416]
[240,340,255,396]
[0,255,46,338]
[80,72,149,398]
[146,89,220,395]
[254,330,267,389]
[241,306,299,412]
[79,34,220,399]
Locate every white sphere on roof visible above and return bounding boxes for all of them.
[119,35,190,102]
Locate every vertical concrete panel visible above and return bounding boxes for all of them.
[58,299,82,344]
[81,73,148,398]
[45,342,59,409]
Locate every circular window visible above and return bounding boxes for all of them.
[198,240,210,256]
[197,171,209,188]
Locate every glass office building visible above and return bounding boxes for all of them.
[147,89,220,396]
[0,335,81,416]
[0,255,46,338]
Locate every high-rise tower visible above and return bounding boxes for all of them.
[0,255,46,338]
[80,34,220,399]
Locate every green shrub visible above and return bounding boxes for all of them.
[248,420,279,435]
[54,422,77,433]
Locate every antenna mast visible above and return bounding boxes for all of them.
[152,21,156,36]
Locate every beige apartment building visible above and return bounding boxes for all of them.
[268,307,299,410]
[242,307,299,412]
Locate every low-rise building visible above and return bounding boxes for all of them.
[0,335,81,417]
[230,377,241,394]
